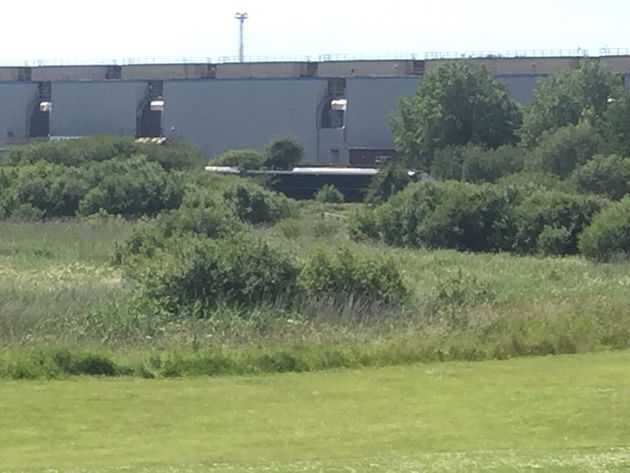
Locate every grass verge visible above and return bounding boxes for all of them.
[1,351,630,472]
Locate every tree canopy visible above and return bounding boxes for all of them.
[389,61,521,169]
[520,59,623,145]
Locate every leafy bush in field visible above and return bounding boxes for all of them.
[140,235,300,313]
[365,161,412,204]
[1,136,204,170]
[264,136,304,169]
[223,183,294,225]
[365,181,516,252]
[495,171,573,193]
[600,94,630,157]
[298,248,409,304]
[114,206,244,263]
[431,144,523,183]
[315,184,344,203]
[78,156,185,216]
[579,198,630,261]
[212,149,265,170]
[349,207,380,242]
[572,154,630,200]
[527,122,606,177]
[3,162,89,218]
[352,180,604,256]
[511,189,605,255]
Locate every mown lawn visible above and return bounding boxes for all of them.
[2,350,630,472]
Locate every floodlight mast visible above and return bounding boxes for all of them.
[235,12,248,62]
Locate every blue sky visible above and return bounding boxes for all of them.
[2,0,629,63]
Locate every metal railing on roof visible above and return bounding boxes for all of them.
[0,53,420,68]
[425,49,591,60]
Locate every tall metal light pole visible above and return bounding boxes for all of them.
[235,12,248,62]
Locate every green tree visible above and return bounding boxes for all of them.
[389,61,521,168]
[600,94,630,156]
[520,59,623,145]
[264,136,304,170]
[365,161,412,204]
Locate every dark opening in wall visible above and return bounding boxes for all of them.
[137,80,163,138]
[29,82,51,138]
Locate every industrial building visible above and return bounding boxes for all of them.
[1,52,630,164]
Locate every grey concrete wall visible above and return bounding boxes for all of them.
[497,75,543,104]
[318,60,415,77]
[162,79,328,160]
[50,81,147,136]
[31,66,109,81]
[215,62,308,79]
[0,82,39,144]
[344,77,419,149]
[122,64,212,80]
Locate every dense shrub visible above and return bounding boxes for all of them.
[140,235,300,313]
[572,154,630,200]
[352,180,604,256]
[223,183,294,225]
[78,156,185,216]
[366,181,516,252]
[114,206,244,263]
[264,136,304,169]
[495,171,573,193]
[579,198,630,261]
[212,149,265,170]
[315,184,344,203]
[2,162,89,218]
[527,122,606,177]
[298,248,409,304]
[2,136,204,171]
[511,189,605,255]
[365,161,412,204]
[431,144,523,183]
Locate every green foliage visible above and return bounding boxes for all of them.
[495,171,573,193]
[579,197,630,261]
[572,154,630,200]
[264,135,304,169]
[212,149,265,170]
[298,248,409,304]
[2,135,204,170]
[223,183,294,225]
[390,61,521,168]
[431,144,523,182]
[315,184,345,203]
[520,59,623,144]
[366,181,516,252]
[78,156,185,216]
[527,122,606,177]
[600,94,630,156]
[353,180,603,256]
[140,235,300,314]
[511,189,605,255]
[365,161,412,204]
[114,206,244,263]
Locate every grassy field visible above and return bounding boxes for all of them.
[1,210,630,375]
[1,350,630,472]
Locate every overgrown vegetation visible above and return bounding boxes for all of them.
[2,58,630,381]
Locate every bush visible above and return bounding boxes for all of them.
[114,206,244,263]
[2,136,204,171]
[212,149,265,170]
[431,144,523,183]
[527,122,606,177]
[512,189,605,255]
[365,161,412,204]
[579,197,630,261]
[315,184,344,203]
[298,248,409,304]
[264,136,304,170]
[366,181,516,252]
[140,235,300,313]
[78,156,185,216]
[223,183,294,225]
[572,154,630,200]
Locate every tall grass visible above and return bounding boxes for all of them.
[1,208,630,378]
